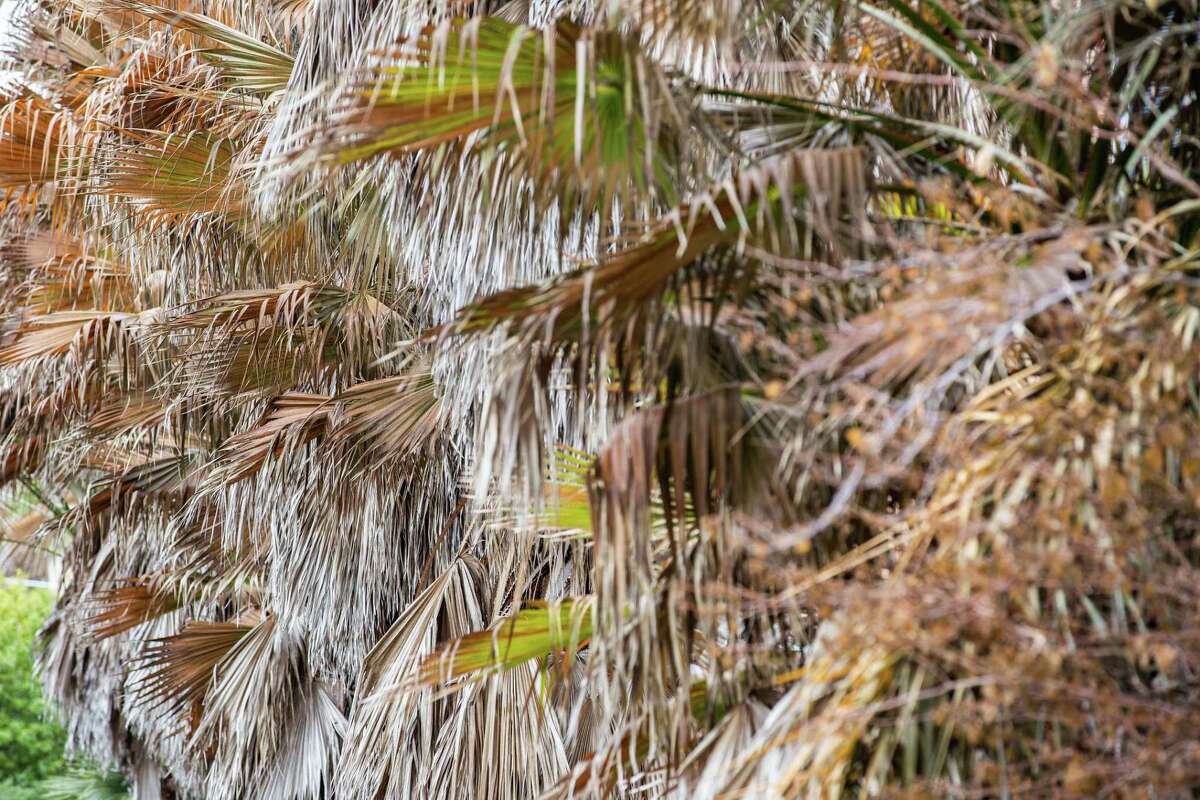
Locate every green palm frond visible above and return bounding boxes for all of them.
[418,597,594,686]
[40,762,130,800]
[104,131,245,220]
[327,17,690,214]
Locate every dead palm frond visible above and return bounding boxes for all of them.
[0,92,74,193]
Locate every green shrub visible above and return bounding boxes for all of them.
[0,581,66,787]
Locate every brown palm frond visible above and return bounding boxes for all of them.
[7,0,1200,794]
[190,614,346,798]
[793,239,1077,391]
[324,369,441,466]
[165,281,369,334]
[85,393,167,436]
[202,391,330,486]
[3,231,138,313]
[448,148,869,347]
[0,509,51,573]
[178,333,338,396]
[159,282,401,395]
[2,230,89,272]
[57,452,199,537]
[8,13,106,68]
[336,557,485,799]
[0,435,48,488]
[84,576,182,639]
[135,619,255,728]
[103,52,203,131]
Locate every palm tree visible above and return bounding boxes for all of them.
[1,0,1198,795]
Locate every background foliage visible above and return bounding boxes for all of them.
[0,583,127,800]
[0,582,65,795]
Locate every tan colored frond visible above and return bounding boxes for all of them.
[0,437,46,488]
[0,310,133,366]
[0,510,50,573]
[3,232,137,313]
[108,0,295,94]
[86,394,167,436]
[449,149,866,346]
[0,91,74,193]
[59,453,198,534]
[166,281,339,333]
